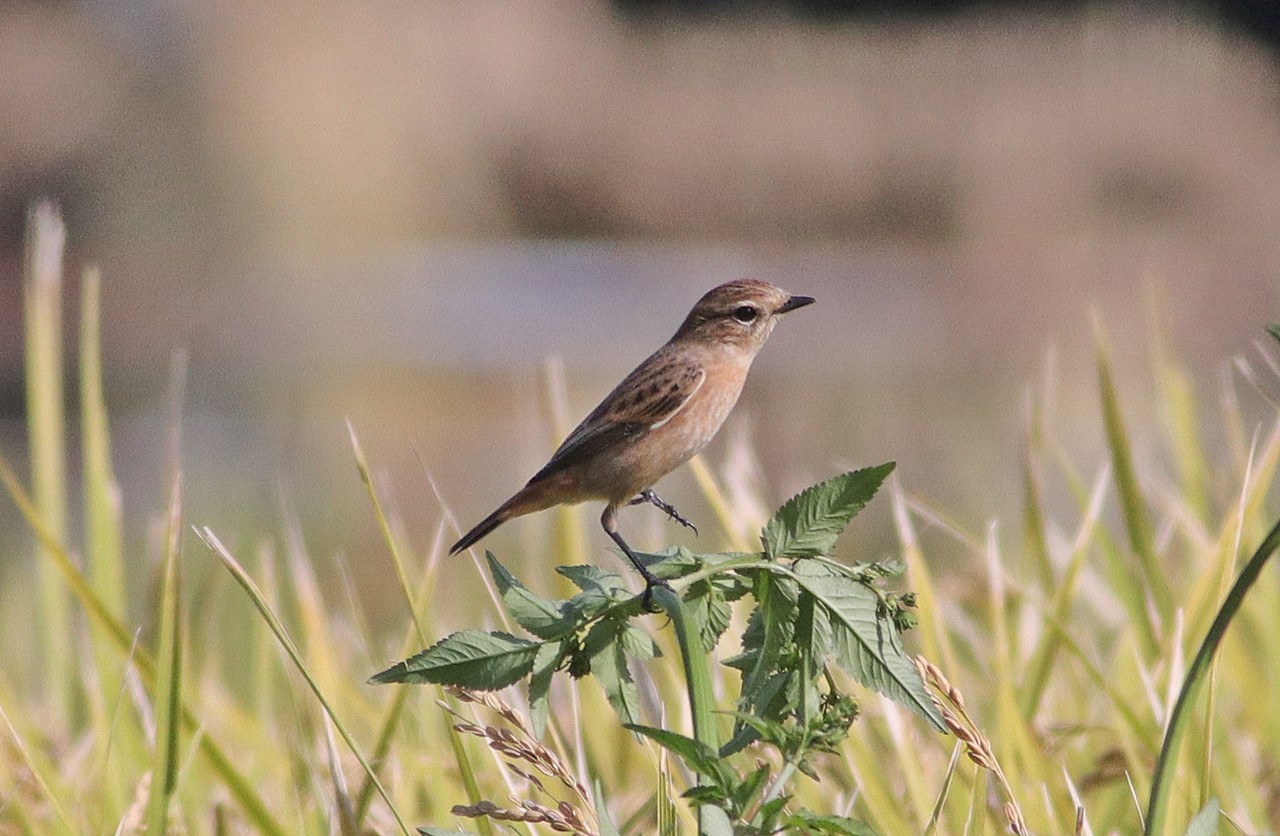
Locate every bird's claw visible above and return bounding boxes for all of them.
[639,577,673,613]
[631,489,699,536]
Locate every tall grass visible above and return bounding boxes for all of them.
[1,207,1278,833]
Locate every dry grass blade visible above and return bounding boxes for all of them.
[23,199,72,722]
[197,526,412,836]
[0,450,286,835]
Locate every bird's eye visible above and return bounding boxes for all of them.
[732,305,758,323]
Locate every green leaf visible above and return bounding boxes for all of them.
[763,464,895,559]
[624,724,723,779]
[725,574,797,755]
[735,575,795,675]
[370,631,540,690]
[631,545,702,579]
[757,796,791,823]
[620,624,661,660]
[699,805,736,836]
[730,763,771,815]
[1183,799,1219,836]
[584,620,640,725]
[685,580,733,653]
[558,564,629,594]
[785,810,881,835]
[794,591,820,723]
[528,640,564,738]
[593,777,622,836]
[486,553,575,640]
[1096,324,1172,631]
[1146,515,1280,833]
[790,562,945,731]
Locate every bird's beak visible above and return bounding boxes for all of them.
[777,295,815,314]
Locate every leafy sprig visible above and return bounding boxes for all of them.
[373,463,945,833]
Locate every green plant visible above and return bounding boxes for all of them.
[373,465,947,834]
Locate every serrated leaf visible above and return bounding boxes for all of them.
[685,580,733,653]
[631,545,702,580]
[721,671,793,756]
[736,576,791,704]
[624,724,724,779]
[682,786,730,804]
[584,620,640,725]
[620,624,661,660]
[487,552,575,640]
[726,574,796,755]
[763,464,895,559]
[785,810,881,835]
[790,562,945,731]
[528,640,564,738]
[722,711,788,748]
[557,564,628,594]
[369,630,540,690]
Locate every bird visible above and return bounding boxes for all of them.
[449,279,814,600]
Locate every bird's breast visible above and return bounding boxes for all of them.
[639,356,749,470]
[578,353,751,504]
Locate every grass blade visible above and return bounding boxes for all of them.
[1144,516,1280,834]
[23,199,73,721]
[1095,316,1170,647]
[80,266,126,618]
[198,526,413,836]
[348,421,426,646]
[144,471,184,835]
[0,449,287,836]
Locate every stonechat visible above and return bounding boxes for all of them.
[449,279,814,597]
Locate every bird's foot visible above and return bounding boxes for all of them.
[605,520,676,613]
[629,489,698,535]
[639,575,673,614]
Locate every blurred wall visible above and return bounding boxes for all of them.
[2,1,1279,608]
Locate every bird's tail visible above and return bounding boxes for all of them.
[449,481,563,555]
[449,507,509,555]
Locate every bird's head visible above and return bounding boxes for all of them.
[673,279,814,352]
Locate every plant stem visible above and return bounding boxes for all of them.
[652,584,732,834]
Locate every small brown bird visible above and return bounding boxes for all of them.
[450,279,814,596]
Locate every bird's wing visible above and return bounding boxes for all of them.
[527,351,706,483]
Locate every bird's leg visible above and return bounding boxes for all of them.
[602,505,670,612]
[627,489,698,535]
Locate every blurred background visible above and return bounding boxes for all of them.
[2,0,1279,626]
